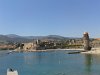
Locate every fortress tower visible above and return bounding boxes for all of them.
[83,32,91,51]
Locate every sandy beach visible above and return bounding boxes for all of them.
[13,48,100,54]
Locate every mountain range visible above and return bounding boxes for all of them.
[0,34,80,44]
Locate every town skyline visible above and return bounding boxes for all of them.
[0,0,100,38]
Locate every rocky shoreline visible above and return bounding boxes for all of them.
[81,48,100,54]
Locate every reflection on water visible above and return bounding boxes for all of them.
[1,51,100,75]
[23,52,45,65]
[84,54,100,75]
[85,54,92,75]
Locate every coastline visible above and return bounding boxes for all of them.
[1,48,100,54]
[13,48,100,54]
[14,48,100,52]
[81,48,100,54]
[13,48,84,52]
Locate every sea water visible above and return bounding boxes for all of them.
[0,50,100,75]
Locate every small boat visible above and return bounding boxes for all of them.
[7,68,18,75]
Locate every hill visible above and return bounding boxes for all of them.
[0,34,80,44]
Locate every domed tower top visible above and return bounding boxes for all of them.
[83,32,89,35]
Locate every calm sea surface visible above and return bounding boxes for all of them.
[0,50,100,75]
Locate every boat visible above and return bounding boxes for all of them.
[7,68,18,75]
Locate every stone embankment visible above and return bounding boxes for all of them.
[81,48,100,54]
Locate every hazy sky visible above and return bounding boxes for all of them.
[0,0,100,37]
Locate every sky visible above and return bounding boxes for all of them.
[0,0,100,38]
